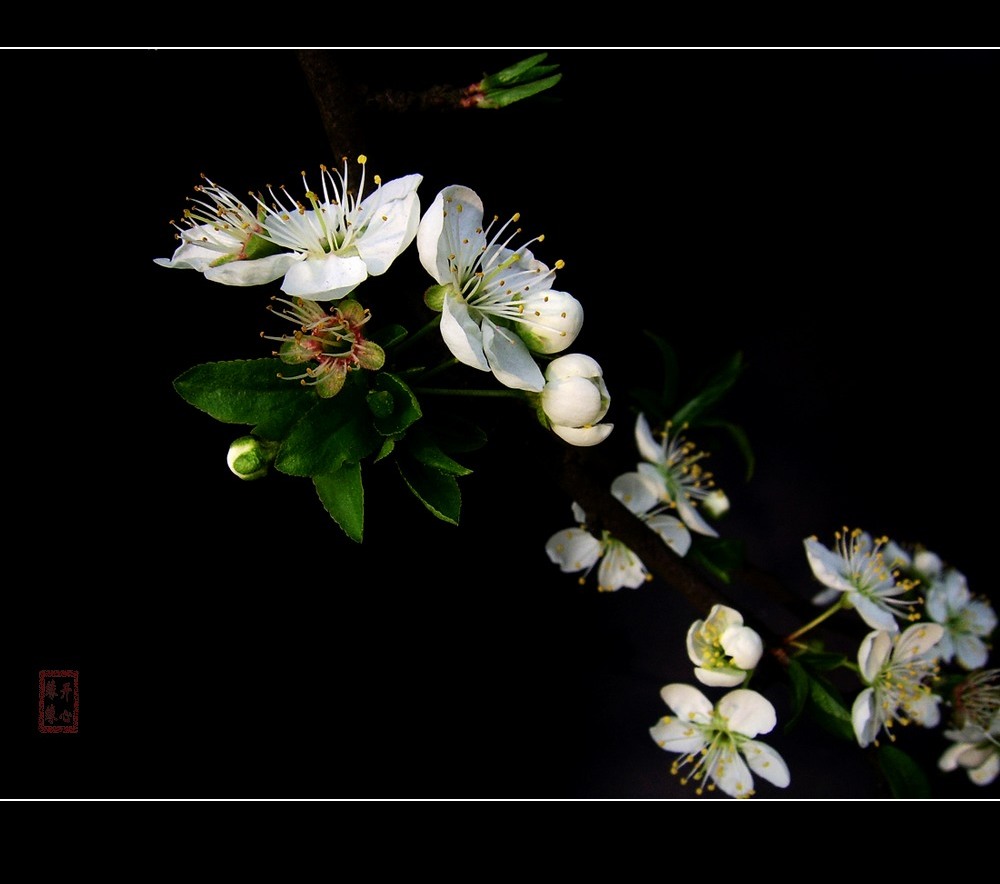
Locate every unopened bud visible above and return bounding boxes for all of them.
[226,436,277,481]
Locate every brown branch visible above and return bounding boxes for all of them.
[296,50,363,160]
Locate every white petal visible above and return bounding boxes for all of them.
[481,318,544,392]
[634,412,664,465]
[969,752,1000,786]
[953,634,989,670]
[610,472,660,515]
[646,515,692,558]
[716,689,776,738]
[894,622,945,660]
[570,502,587,524]
[924,584,949,623]
[660,683,713,721]
[938,741,969,772]
[515,290,584,354]
[741,739,791,789]
[968,599,998,635]
[355,182,422,275]
[440,293,489,371]
[811,587,841,606]
[154,231,236,271]
[417,185,484,284]
[857,629,892,684]
[649,717,706,756]
[881,540,911,570]
[550,423,614,447]
[852,594,899,632]
[598,542,647,590]
[711,745,754,798]
[905,693,941,728]
[542,376,604,427]
[851,688,879,747]
[203,252,301,287]
[545,353,603,381]
[676,496,719,538]
[803,538,854,593]
[913,549,944,578]
[693,667,746,688]
[280,253,368,300]
[721,624,764,670]
[545,528,601,573]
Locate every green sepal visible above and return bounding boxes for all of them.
[242,233,284,261]
[173,358,318,441]
[313,461,364,543]
[876,745,932,798]
[423,284,448,312]
[397,457,461,525]
[370,372,422,436]
[275,374,380,476]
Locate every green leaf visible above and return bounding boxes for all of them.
[877,745,932,798]
[173,359,318,440]
[807,675,855,742]
[405,425,473,476]
[784,658,811,733]
[397,458,461,525]
[275,376,379,477]
[368,323,409,349]
[479,75,562,109]
[370,372,422,436]
[671,351,744,428]
[699,418,756,481]
[688,537,744,585]
[428,413,488,453]
[313,463,364,543]
[481,52,549,88]
[374,437,397,462]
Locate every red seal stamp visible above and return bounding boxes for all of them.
[38,670,79,733]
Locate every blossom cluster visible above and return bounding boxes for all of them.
[545,413,725,591]
[157,159,616,449]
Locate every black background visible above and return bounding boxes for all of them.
[5,48,998,799]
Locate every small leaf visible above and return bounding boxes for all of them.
[370,372,422,436]
[374,437,396,462]
[275,376,379,477]
[479,75,562,109]
[671,351,744,428]
[877,745,932,798]
[173,358,318,440]
[688,537,744,585]
[481,52,549,88]
[405,425,473,476]
[784,658,810,733]
[807,675,855,742]
[368,323,409,349]
[313,462,364,543]
[699,418,756,481]
[397,458,461,525]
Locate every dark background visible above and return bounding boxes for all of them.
[5,48,997,798]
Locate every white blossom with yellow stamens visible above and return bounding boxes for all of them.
[851,621,945,748]
[649,684,790,799]
[686,605,764,688]
[417,185,583,392]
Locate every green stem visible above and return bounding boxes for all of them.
[393,313,441,356]
[414,357,459,384]
[415,387,525,399]
[784,596,849,644]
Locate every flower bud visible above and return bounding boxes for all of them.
[540,354,613,446]
[226,436,277,481]
[515,290,584,354]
